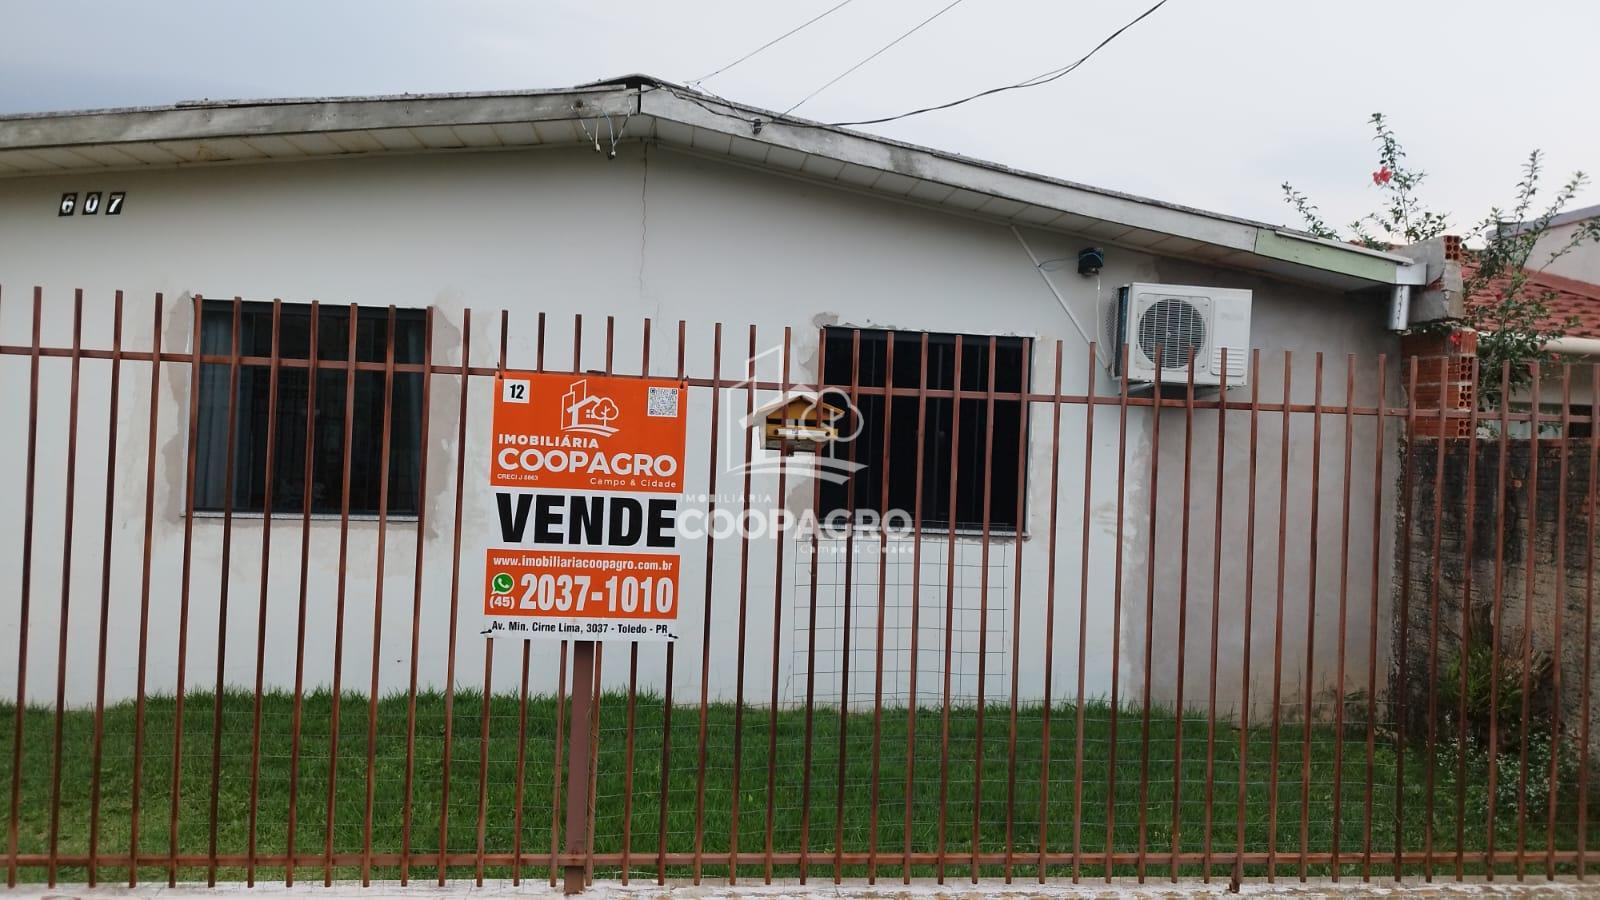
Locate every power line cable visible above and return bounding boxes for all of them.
[659,0,1175,134]
[827,0,1175,126]
[779,0,971,117]
[692,0,862,86]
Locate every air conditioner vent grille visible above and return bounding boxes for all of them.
[1136,297,1207,369]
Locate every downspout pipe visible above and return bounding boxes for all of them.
[1387,284,1411,331]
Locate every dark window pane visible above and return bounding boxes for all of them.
[195,300,426,515]
[819,327,1029,531]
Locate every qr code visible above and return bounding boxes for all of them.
[647,386,680,418]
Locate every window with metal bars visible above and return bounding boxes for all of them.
[818,327,1029,532]
[194,300,427,515]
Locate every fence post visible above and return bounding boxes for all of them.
[564,640,597,894]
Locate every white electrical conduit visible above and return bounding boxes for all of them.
[1544,335,1600,357]
[1009,225,1107,371]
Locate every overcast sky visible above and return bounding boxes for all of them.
[4,0,1595,233]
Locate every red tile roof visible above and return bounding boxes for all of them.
[1462,260,1600,339]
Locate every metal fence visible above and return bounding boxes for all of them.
[0,287,1596,890]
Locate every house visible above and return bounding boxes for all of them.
[1501,203,1600,286]
[1459,249,1600,431]
[0,75,1434,717]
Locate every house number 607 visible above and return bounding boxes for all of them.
[58,191,125,217]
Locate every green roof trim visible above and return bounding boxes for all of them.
[1252,229,1403,284]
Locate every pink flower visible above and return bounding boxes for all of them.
[1372,165,1393,186]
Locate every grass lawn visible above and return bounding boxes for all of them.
[0,689,1592,883]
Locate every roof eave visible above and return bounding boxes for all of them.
[0,86,638,151]
[0,76,1424,289]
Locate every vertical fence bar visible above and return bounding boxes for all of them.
[87,292,124,887]
[246,301,283,886]
[475,642,493,886]
[563,640,595,895]
[205,299,242,887]
[1581,362,1599,879]
[542,315,565,889]
[285,301,321,887]
[587,313,616,883]
[1516,364,1541,880]
[1423,356,1449,881]
[1170,352,1196,883]
[473,310,508,888]
[1330,355,1355,881]
[584,645,602,888]
[1362,354,1387,881]
[1136,344,1164,883]
[1061,341,1081,883]
[400,307,435,886]
[655,319,685,886]
[936,334,964,886]
[1202,349,1230,881]
[1455,358,1482,880]
[513,264,541,868]
[439,307,473,886]
[1395,356,1418,881]
[1485,361,1511,878]
[323,304,361,886]
[1546,366,1571,880]
[561,314,594,895]
[589,312,616,884]
[129,292,164,887]
[690,322,723,885]
[970,336,998,886]
[728,325,757,884]
[834,328,862,886]
[1003,339,1030,883]
[622,317,652,886]
[797,325,827,886]
[362,306,399,885]
[763,326,791,884]
[6,287,40,890]
[168,294,206,887]
[1299,353,1324,884]
[1234,351,1262,888]
[513,619,532,885]
[549,640,567,887]
[1105,344,1131,884]
[903,332,929,884]
[870,331,894,884]
[1267,350,1292,883]
[46,290,83,887]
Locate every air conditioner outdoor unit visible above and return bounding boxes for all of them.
[1104,282,1252,388]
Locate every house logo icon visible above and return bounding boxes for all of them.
[560,378,620,436]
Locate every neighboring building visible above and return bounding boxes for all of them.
[1462,255,1600,432]
[1501,203,1600,285]
[0,75,1431,716]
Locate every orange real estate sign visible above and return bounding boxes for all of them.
[484,371,688,641]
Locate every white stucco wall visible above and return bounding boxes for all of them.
[0,142,1400,718]
[1530,219,1600,284]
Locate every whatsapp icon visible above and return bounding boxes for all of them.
[491,572,515,594]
